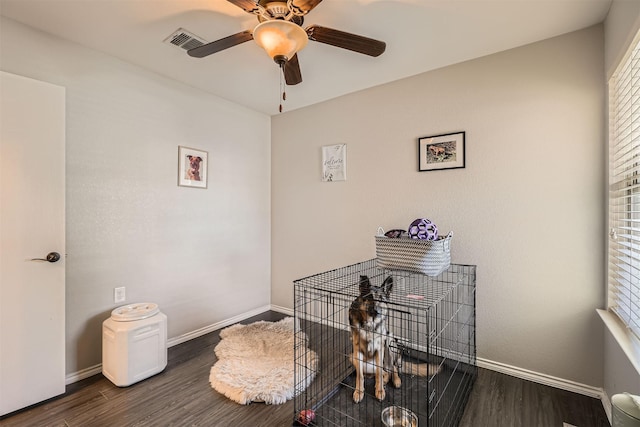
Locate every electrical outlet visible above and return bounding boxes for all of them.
[114,286,126,303]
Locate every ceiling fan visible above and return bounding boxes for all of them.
[187,0,386,86]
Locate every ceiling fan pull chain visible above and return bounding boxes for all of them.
[278,64,284,113]
[279,63,285,113]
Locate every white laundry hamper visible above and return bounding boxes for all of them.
[612,393,640,427]
[102,303,167,387]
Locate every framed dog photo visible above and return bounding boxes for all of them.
[178,146,208,189]
[418,131,465,172]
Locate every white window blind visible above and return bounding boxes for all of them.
[609,30,640,340]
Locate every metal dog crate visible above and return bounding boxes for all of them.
[293,259,476,427]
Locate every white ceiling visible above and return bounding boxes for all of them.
[0,0,612,115]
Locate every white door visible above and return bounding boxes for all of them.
[0,71,66,415]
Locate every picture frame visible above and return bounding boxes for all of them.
[418,131,465,172]
[322,144,347,182]
[178,146,208,188]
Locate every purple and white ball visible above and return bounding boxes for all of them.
[408,218,438,240]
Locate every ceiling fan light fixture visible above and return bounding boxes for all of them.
[253,20,308,64]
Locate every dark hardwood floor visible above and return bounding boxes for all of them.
[0,311,609,427]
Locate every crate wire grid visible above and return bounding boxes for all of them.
[293,259,476,427]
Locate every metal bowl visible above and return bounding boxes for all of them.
[381,406,418,427]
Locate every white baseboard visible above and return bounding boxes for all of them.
[65,364,103,385]
[601,391,612,424]
[166,304,272,348]
[270,304,294,316]
[477,357,605,399]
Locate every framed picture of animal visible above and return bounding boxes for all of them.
[178,146,208,189]
[418,131,465,172]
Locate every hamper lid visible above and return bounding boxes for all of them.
[613,393,640,420]
[111,303,159,321]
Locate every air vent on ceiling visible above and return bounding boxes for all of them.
[164,28,207,51]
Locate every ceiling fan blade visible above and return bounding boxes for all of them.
[187,30,253,58]
[289,0,323,15]
[306,25,386,57]
[226,0,261,15]
[284,54,302,85]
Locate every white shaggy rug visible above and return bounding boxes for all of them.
[209,317,318,405]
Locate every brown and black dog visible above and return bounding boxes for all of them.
[348,275,440,403]
[186,155,202,181]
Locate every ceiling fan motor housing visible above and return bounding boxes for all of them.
[257,1,304,25]
[263,1,288,17]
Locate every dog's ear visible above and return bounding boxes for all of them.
[359,275,371,297]
[382,276,393,297]
[187,155,193,160]
[196,156,202,162]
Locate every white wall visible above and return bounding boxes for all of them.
[603,0,640,401]
[0,17,272,374]
[604,0,640,78]
[271,26,606,387]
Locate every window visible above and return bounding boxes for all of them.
[609,31,640,340]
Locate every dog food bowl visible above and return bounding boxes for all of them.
[381,406,418,427]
